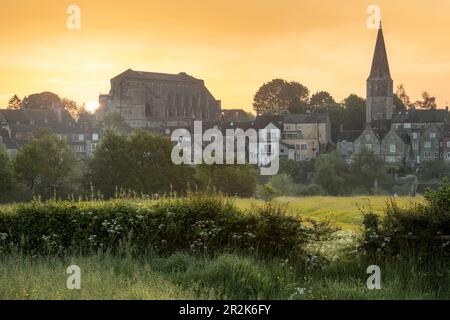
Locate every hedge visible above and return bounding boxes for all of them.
[0,194,323,258]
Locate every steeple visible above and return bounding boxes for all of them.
[366,22,394,125]
[368,23,391,80]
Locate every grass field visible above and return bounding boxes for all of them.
[2,195,444,300]
[235,196,422,231]
[1,252,447,300]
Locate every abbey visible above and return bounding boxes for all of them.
[96,69,221,131]
[338,24,450,167]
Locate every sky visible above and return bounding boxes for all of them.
[1,0,450,111]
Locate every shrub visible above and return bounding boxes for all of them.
[0,194,314,259]
[298,184,327,196]
[361,179,450,257]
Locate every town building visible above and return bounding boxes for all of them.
[338,24,450,167]
[96,69,222,131]
[0,106,100,157]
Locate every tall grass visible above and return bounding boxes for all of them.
[0,251,448,300]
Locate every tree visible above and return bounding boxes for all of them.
[415,91,437,110]
[396,84,412,109]
[61,98,85,120]
[393,94,406,113]
[100,113,131,133]
[87,129,193,198]
[418,160,450,181]
[195,164,257,197]
[7,95,22,109]
[253,79,309,115]
[342,94,366,131]
[0,145,15,201]
[22,92,61,110]
[309,91,336,109]
[86,129,132,198]
[313,152,348,195]
[15,131,77,199]
[350,148,387,193]
[279,157,315,184]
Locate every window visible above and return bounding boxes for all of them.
[386,156,396,163]
[430,132,436,138]
[390,144,396,153]
[366,144,372,150]
[295,154,309,161]
[412,132,418,139]
[75,145,85,153]
[92,133,99,141]
[412,142,419,151]
[447,141,450,148]
[365,134,371,141]
[447,152,450,159]
[404,123,411,129]
[424,141,431,149]
[79,134,84,141]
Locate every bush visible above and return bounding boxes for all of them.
[361,179,450,257]
[0,194,314,259]
[298,184,326,196]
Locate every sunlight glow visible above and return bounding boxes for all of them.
[86,101,99,113]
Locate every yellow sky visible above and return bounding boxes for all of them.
[1,0,450,111]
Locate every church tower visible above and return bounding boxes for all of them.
[366,23,393,126]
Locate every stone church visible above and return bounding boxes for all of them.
[338,24,450,167]
[97,69,222,131]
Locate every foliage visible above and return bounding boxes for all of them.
[350,148,387,193]
[0,146,15,201]
[313,152,348,195]
[297,184,326,196]
[0,194,315,259]
[418,160,450,181]
[14,131,77,199]
[279,157,314,184]
[258,184,279,202]
[268,174,299,196]
[21,91,61,110]
[87,129,193,198]
[194,164,256,197]
[361,179,450,257]
[253,79,309,115]
[99,113,131,133]
[309,91,335,108]
[7,94,22,109]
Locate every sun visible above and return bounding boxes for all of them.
[86,101,99,113]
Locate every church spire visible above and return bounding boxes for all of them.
[368,23,391,80]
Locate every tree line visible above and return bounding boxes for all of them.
[252,79,440,142]
[0,129,257,203]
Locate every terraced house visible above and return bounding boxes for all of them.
[0,106,101,158]
[338,24,450,167]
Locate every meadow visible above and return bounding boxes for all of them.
[235,196,422,231]
[1,194,446,300]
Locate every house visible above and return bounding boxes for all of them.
[221,109,253,122]
[0,107,101,157]
[282,113,331,161]
[338,23,450,167]
[380,128,412,165]
[420,124,443,162]
[337,129,364,164]
[354,127,384,157]
[443,125,450,162]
